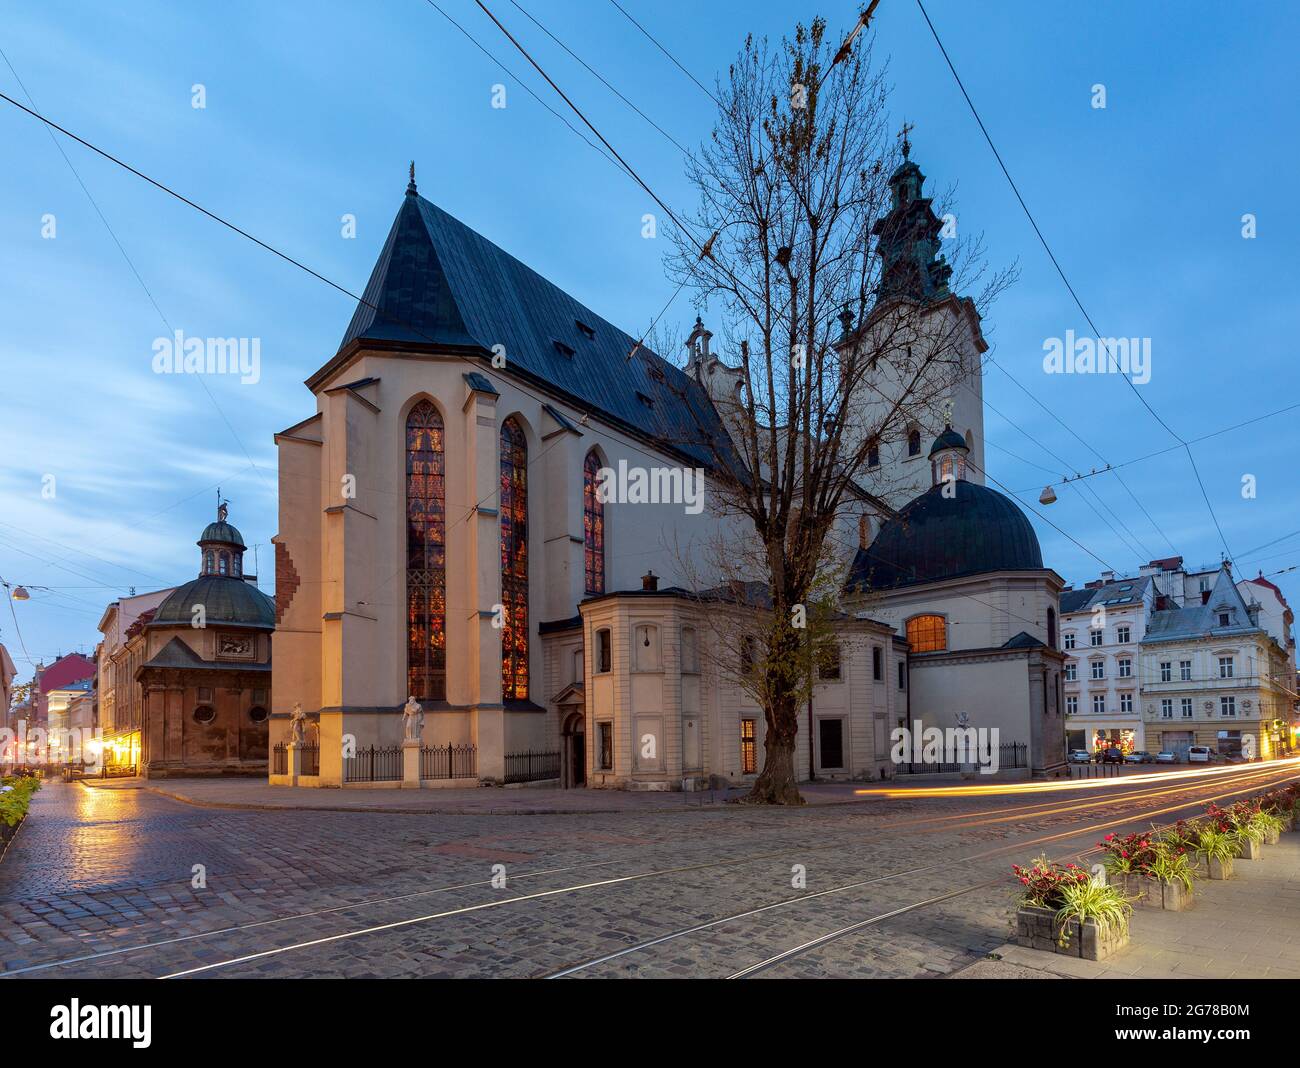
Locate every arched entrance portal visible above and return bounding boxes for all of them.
[562,711,586,788]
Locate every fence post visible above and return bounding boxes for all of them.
[287,741,302,787]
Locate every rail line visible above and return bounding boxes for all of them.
[546,766,1298,978]
[7,762,1269,977]
[2,762,1289,978]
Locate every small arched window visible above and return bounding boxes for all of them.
[205,551,215,575]
[867,444,880,468]
[218,553,229,575]
[1047,607,1057,649]
[906,614,947,653]
[583,451,605,595]
[907,429,921,457]
[858,515,870,549]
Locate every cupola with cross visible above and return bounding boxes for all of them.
[198,496,247,578]
[929,424,969,486]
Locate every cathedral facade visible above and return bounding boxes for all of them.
[270,154,1066,788]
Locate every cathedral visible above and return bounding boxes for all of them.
[270,149,1067,788]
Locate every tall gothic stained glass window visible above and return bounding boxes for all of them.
[500,417,529,700]
[583,450,605,595]
[406,401,446,701]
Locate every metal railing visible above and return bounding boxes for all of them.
[504,749,560,784]
[420,744,477,781]
[344,745,403,783]
[902,741,1027,775]
[273,742,320,777]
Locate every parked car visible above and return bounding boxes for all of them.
[1187,745,1214,763]
[1068,749,1091,764]
[1125,751,1155,764]
[1155,751,1178,764]
[1099,747,1125,764]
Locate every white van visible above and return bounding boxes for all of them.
[1187,745,1213,763]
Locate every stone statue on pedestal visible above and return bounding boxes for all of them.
[402,696,425,744]
[288,701,307,744]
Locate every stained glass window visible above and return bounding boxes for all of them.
[500,417,529,700]
[406,401,446,701]
[583,451,605,595]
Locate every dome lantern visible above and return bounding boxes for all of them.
[929,425,969,487]
[197,496,247,578]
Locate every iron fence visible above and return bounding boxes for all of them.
[903,740,1027,775]
[504,749,560,784]
[420,744,477,781]
[344,745,403,783]
[272,743,287,776]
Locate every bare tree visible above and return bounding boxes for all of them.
[669,15,1012,804]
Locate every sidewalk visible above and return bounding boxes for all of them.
[958,832,1300,979]
[78,776,884,815]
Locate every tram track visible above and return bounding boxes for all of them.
[3,762,1291,978]
[546,765,1300,979]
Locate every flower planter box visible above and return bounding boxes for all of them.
[1108,872,1158,907]
[1159,878,1195,911]
[1281,812,1294,833]
[1014,906,1129,961]
[1207,855,1234,880]
[1263,826,1281,845]
[1238,837,1262,860]
[1109,871,1193,911]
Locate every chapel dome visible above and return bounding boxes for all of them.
[151,576,276,630]
[847,480,1043,592]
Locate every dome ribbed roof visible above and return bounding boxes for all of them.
[929,427,968,457]
[847,480,1043,592]
[199,521,246,548]
[151,576,275,629]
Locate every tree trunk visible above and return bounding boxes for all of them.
[744,696,804,805]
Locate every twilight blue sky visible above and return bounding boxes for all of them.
[1,1,1298,672]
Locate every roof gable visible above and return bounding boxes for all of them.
[333,191,736,471]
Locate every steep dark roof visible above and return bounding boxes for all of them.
[846,480,1044,592]
[150,577,276,630]
[1058,576,1151,616]
[335,189,736,471]
[1002,631,1045,649]
[1058,589,1094,614]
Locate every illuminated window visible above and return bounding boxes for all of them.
[740,718,757,774]
[583,451,605,595]
[406,401,447,702]
[500,417,529,700]
[906,614,946,653]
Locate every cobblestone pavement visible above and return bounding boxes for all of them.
[1,768,1296,979]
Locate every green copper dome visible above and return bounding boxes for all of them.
[198,521,246,549]
[151,576,275,630]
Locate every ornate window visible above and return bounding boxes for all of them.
[906,613,946,653]
[583,451,605,595]
[500,417,529,700]
[406,401,447,702]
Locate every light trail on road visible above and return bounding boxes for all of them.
[855,756,1300,800]
[6,764,1290,979]
[548,765,1299,978]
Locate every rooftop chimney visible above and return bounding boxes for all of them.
[641,570,659,592]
